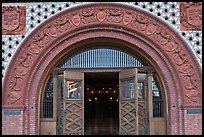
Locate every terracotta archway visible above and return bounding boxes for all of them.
[2,3,202,134]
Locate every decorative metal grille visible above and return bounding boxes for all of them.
[43,76,53,118]
[60,48,148,68]
[152,74,163,117]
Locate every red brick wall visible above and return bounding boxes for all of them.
[183,110,202,135]
[2,111,24,135]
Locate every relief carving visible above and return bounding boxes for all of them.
[185,89,201,103]
[135,14,149,24]
[15,66,27,76]
[27,43,41,55]
[107,9,123,23]
[7,89,22,103]
[71,14,81,26]
[33,31,46,42]
[4,4,201,106]
[8,70,24,104]
[173,53,186,65]
[165,41,178,52]
[131,18,147,31]
[18,52,34,68]
[81,10,96,24]
[158,29,170,45]
[2,6,26,35]
[145,23,157,35]
[184,76,197,90]
[55,16,73,32]
[97,10,107,22]
[36,35,51,48]
[47,25,59,38]
[122,13,133,25]
[178,63,192,74]
[11,77,23,91]
[180,2,202,31]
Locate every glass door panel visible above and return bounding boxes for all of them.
[119,68,138,135]
[63,71,84,135]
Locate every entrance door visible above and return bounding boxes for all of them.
[63,71,84,135]
[119,69,149,135]
[138,73,148,135]
[119,68,138,135]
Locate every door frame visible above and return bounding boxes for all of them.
[53,66,166,135]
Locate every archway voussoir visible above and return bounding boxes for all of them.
[2,3,202,135]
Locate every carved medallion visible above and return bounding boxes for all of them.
[15,66,27,76]
[165,41,178,52]
[178,63,192,74]
[180,2,202,31]
[47,26,58,38]
[2,8,19,31]
[97,10,106,22]
[123,13,132,25]
[71,15,81,26]
[2,6,26,35]
[187,5,202,27]
[145,24,157,35]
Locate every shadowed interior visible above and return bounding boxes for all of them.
[84,72,119,135]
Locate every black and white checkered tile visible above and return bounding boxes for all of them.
[2,2,202,79]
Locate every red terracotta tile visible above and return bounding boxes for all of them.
[2,6,26,35]
[180,2,202,31]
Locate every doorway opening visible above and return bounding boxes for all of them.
[84,72,119,135]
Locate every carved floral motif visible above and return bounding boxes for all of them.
[4,4,201,106]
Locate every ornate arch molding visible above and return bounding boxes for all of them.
[2,2,201,113]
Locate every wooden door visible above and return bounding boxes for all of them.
[63,71,84,135]
[119,68,138,135]
[138,73,148,135]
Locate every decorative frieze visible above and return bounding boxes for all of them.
[2,3,201,107]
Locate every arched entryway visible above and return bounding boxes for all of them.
[2,3,202,135]
[40,44,167,135]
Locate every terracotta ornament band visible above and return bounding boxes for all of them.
[2,3,202,108]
